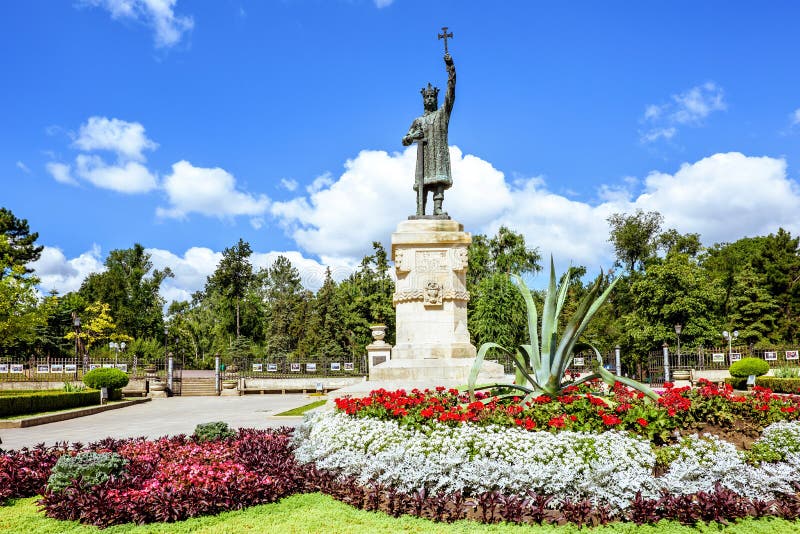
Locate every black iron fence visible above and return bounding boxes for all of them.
[647,346,800,386]
[222,355,368,380]
[0,354,165,383]
[488,350,619,376]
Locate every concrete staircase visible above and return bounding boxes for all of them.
[179,377,218,396]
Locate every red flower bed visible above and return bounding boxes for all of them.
[334,380,800,443]
[37,428,305,527]
[0,443,70,502]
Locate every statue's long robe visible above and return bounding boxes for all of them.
[405,61,456,190]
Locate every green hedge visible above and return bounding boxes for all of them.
[0,390,99,417]
[0,389,64,397]
[756,376,800,394]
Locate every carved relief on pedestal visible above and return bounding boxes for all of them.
[393,287,470,305]
[423,281,443,306]
[416,250,449,272]
[394,248,412,274]
[454,247,469,272]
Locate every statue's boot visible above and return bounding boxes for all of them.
[433,197,444,216]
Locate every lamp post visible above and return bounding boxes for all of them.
[109,341,126,367]
[164,325,169,367]
[674,323,682,368]
[72,313,81,380]
[723,330,738,358]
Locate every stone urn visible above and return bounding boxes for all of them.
[672,370,691,381]
[148,380,167,398]
[222,379,237,389]
[370,325,387,345]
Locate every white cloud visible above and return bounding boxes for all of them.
[158,160,270,220]
[82,0,194,48]
[73,116,158,162]
[75,154,158,193]
[271,146,512,262]
[46,162,77,185]
[634,152,799,243]
[280,178,299,191]
[147,247,356,304]
[641,82,726,143]
[30,245,105,295]
[271,148,800,280]
[48,116,159,193]
[374,0,394,7]
[16,161,31,174]
[791,108,800,126]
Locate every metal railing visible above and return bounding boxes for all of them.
[0,354,164,383]
[221,355,368,380]
[647,346,800,386]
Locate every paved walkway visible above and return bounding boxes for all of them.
[0,394,317,450]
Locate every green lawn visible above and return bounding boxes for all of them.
[274,399,327,416]
[2,494,799,534]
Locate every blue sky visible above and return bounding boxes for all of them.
[2,1,800,301]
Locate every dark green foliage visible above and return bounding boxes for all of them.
[467,227,540,349]
[724,377,748,390]
[206,238,254,338]
[79,244,172,340]
[756,376,800,394]
[47,452,127,493]
[82,368,129,391]
[607,210,663,272]
[0,207,43,278]
[193,421,236,442]
[729,357,770,378]
[0,390,99,417]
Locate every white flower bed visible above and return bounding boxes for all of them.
[293,412,800,510]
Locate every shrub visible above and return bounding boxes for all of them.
[47,451,127,493]
[40,429,301,527]
[0,444,68,501]
[756,376,800,394]
[724,377,748,390]
[0,390,99,417]
[82,368,129,391]
[728,357,769,378]
[194,421,236,442]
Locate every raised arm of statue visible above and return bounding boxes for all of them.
[402,119,424,146]
[443,53,455,116]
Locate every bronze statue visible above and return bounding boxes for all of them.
[403,27,456,219]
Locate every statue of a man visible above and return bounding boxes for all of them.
[402,53,456,217]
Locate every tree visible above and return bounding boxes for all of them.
[0,207,43,279]
[262,255,306,356]
[607,210,663,272]
[467,227,540,349]
[753,229,800,343]
[64,301,130,352]
[337,243,395,356]
[80,243,172,339]
[206,239,254,338]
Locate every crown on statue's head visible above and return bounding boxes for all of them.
[420,83,439,98]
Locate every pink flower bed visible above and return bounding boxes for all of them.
[35,428,305,527]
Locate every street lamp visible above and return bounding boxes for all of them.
[674,323,682,367]
[109,341,126,367]
[722,330,739,357]
[72,313,81,380]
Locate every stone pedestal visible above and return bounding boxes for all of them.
[369,219,504,383]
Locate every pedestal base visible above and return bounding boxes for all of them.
[369,357,504,382]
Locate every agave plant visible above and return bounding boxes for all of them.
[468,258,658,402]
